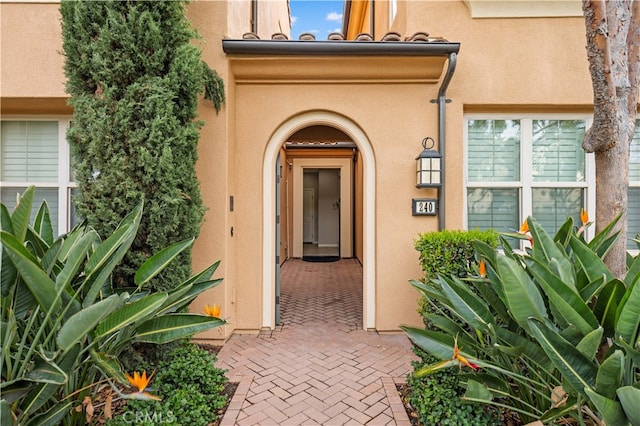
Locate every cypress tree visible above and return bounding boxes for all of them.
[61,0,223,290]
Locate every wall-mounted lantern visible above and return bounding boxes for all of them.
[415,137,442,188]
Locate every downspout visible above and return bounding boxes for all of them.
[431,52,457,231]
[251,0,258,34]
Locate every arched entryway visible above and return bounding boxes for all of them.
[262,111,376,330]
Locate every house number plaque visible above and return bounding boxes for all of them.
[412,198,438,216]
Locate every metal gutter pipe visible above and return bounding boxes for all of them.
[251,0,258,34]
[431,52,457,231]
[222,40,460,56]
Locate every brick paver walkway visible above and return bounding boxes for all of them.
[216,258,417,425]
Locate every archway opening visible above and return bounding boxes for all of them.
[263,111,376,330]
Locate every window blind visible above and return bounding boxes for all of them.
[467,120,520,182]
[1,121,58,181]
[532,120,585,182]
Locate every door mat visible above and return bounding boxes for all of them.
[302,256,340,262]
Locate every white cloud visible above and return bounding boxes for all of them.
[326,11,343,22]
[308,29,320,34]
[291,16,298,25]
[328,28,341,33]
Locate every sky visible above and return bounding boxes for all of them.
[289,0,345,40]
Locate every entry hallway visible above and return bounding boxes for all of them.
[216,258,417,425]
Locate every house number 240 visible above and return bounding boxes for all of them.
[412,199,437,216]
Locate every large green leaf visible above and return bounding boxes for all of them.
[594,279,626,338]
[32,201,53,246]
[528,217,574,287]
[528,318,597,398]
[82,203,142,307]
[0,399,14,426]
[19,383,57,419]
[9,186,34,242]
[94,292,168,340]
[0,232,60,314]
[54,231,96,292]
[585,388,630,426]
[438,275,493,331]
[494,327,552,371]
[615,278,640,345]
[575,327,603,360]
[617,386,640,425]
[24,354,67,385]
[625,253,640,287]
[569,235,614,285]
[134,314,225,344]
[400,326,456,360]
[497,255,548,331]
[527,257,598,336]
[57,294,123,351]
[0,209,18,298]
[27,401,74,426]
[595,350,623,399]
[89,349,128,385]
[134,238,193,288]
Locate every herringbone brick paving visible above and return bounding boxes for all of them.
[216,259,417,425]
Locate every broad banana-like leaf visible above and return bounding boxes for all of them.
[159,278,223,314]
[617,386,640,425]
[625,249,640,288]
[94,292,167,340]
[400,325,457,360]
[425,313,467,338]
[587,212,621,256]
[0,379,30,404]
[579,275,607,303]
[463,379,494,401]
[575,327,603,360]
[553,216,574,248]
[19,382,57,419]
[57,294,122,351]
[27,400,73,426]
[570,235,614,286]
[497,255,548,332]
[438,275,493,332]
[585,388,630,426]
[595,350,623,399]
[527,217,574,288]
[527,257,598,336]
[409,279,447,303]
[0,399,14,426]
[528,318,597,398]
[494,327,552,371]
[134,314,225,344]
[32,201,53,246]
[471,279,510,323]
[1,232,60,314]
[89,349,128,385]
[616,336,640,366]
[615,278,640,345]
[82,203,142,307]
[134,238,193,288]
[9,186,34,242]
[55,232,96,292]
[174,260,221,290]
[594,279,626,337]
[24,354,67,385]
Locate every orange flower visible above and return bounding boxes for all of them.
[453,337,480,371]
[519,219,529,233]
[125,371,161,401]
[580,208,589,226]
[478,259,486,278]
[205,303,221,318]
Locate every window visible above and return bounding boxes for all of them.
[466,116,590,247]
[466,115,640,251]
[630,121,640,249]
[1,119,78,235]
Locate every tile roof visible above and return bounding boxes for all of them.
[241,31,448,43]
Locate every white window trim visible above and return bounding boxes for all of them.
[463,113,597,246]
[1,116,75,234]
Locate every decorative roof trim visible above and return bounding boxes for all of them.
[222,39,460,57]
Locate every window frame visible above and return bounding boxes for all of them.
[1,116,75,234]
[464,113,597,248]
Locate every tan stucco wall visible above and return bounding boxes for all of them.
[2,0,602,338]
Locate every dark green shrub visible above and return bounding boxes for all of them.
[109,343,228,426]
[407,348,499,426]
[60,0,224,292]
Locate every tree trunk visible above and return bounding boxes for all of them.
[582,0,640,278]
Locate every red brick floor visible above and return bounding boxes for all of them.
[216,259,417,425]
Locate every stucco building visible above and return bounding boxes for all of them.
[2,0,639,341]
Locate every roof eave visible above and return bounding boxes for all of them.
[221,39,460,57]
